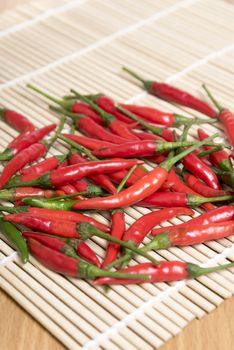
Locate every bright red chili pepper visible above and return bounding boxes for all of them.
[0,187,64,202]
[73,137,216,210]
[0,107,35,132]
[198,128,232,172]
[133,131,164,141]
[76,241,101,267]
[101,210,125,269]
[71,91,140,141]
[62,133,115,150]
[72,179,104,197]
[109,165,148,187]
[58,184,84,200]
[151,205,234,236]
[27,238,148,280]
[94,260,234,285]
[123,67,217,118]
[69,153,117,194]
[71,101,103,124]
[0,143,46,189]
[184,173,232,197]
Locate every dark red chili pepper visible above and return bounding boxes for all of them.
[164,168,215,211]
[73,136,216,210]
[198,128,232,172]
[0,143,46,189]
[151,205,234,236]
[120,104,215,127]
[138,191,234,208]
[69,152,117,194]
[5,158,142,189]
[123,67,217,118]
[203,84,234,152]
[62,133,115,150]
[0,187,64,202]
[75,241,101,267]
[101,210,125,269]
[71,91,140,141]
[0,124,56,161]
[94,260,234,285]
[0,107,35,132]
[27,238,147,280]
[184,173,232,197]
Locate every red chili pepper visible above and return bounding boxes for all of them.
[151,205,234,236]
[197,128,232,172]
[0,124,56,161]
[72,180,104,197]
[73,136,216,210]
[58,184,84,200]
[71,91,140,141]
[94,260,234,285]
[120,104,214,127]
[0,143,46,189]
[132,131,164,141]
[76,241,101,267]
[0,107,35,132]
[69,153,117,194]
[62,133,115,150]
[71,101,103,124]
[0,187,64,202]
[101,210,125,269]
[109,166,148,187]
[138,191,234,208]
[184,173,232,197]
[203,84,234,152]
[6,158,142,189]
[164,168,215,211]
[123,67,217,118]
[27,238,148,280]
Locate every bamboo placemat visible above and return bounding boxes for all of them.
[0,0,234,349]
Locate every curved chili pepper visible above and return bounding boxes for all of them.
[73,135,217,210]
[0,220,28,263]
[58,184,84,200]
[27,238,147,280]
[94,260,234,285]
[138,191,234,207]
[5,159,143,189]
[123,67,216,118]
[0,107,35,132]
[203,84,234,152]
[0,143,46,189]
[184,173,232,197]
[132,131,164,141]
[22,231,101,267]
[0,124,56,161]
[101,210,125,269]
[0,187,64,202]
[120,104,215,127]
[20,155,67,179]
[151,205,234,236]
[71,91,140,141]
[62,133,115,150]
[109,165,148,187]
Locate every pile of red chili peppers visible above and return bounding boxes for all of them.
[0,69,234,286]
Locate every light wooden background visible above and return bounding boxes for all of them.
[0,1,233,350]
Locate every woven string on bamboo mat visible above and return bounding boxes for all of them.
[0,0,234,349]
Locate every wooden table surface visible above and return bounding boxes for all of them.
[0,1,233,349]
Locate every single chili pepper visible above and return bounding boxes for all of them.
[123,67,217,118]
[133,131,164,141]
[94,260,234,285]
[5,216,158,265]
[62,133,115,151]
[109,165,148,187]
[93,138,217,158]
[5,158,142,189]
[0,219,28,263]
[0,187,64,202]
[151,205,234,236]
[0,107,35,132]
[69,152,117,194]
[27,238,148,280]
[58,184,85,200]
[138,191,234,207]
[22,231,101,267]
[108,207,194,269]
[0,124,56,161]
[198,128,233,172]
[120,104,215,127]
[20,154,67,178]
[184,173,232,197]
[22,198,82,210]
[164,168,215,211]
[73,135,217,210]
[214,168,234,189]
[71,91,140,141]
[0,143,46,190]
[141,221,234,254]
[203,84,234,152]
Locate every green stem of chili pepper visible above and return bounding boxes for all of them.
[196,146,224,158]
[116,165,137,192]
[46,115,67,151]
[58,135,96,160]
